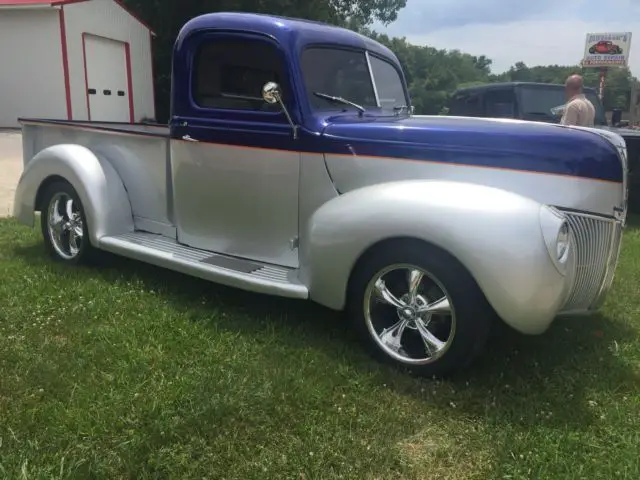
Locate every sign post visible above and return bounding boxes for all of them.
[599,67,607,101]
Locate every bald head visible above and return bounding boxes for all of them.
[565,74,584,99]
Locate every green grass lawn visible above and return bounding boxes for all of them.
[0,217,639,479]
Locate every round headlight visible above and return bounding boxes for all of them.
[539,206,572,275]
[556,222,570,260]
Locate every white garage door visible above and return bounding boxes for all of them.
[83,34,132,122]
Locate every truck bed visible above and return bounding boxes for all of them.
[19,117,174,236]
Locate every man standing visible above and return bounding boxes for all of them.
[560,74,596,127]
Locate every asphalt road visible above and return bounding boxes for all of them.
[0,130,23,218]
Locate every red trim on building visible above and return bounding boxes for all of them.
[0,0,85,6]
[0,0,155,35]
[149,30,156,120]
[124,42,135,123]
[81,32,91,120]
[58,6,72,119]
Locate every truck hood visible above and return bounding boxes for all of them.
[600,125,640,138]
[321,114,623,183]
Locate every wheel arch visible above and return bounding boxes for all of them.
[345,235,483,303]
[13,144,134,244]
[300,179,571,335]
[35,174,69,211]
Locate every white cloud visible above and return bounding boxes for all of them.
[398,18,640,78]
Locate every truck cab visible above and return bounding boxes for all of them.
[13,13,628,378]
[167,13,411,268]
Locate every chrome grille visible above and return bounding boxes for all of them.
[561,212,620,312]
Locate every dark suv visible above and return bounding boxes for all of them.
[447,82,608,125]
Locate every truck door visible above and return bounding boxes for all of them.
[169,32,301,268]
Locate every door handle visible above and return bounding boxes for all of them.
[182,134,198,142]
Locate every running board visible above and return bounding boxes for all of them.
[98,232,309,299]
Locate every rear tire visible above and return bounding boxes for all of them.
[39,181,96,265]
[347,241,494,378]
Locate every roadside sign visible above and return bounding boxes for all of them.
[582,32,632,68]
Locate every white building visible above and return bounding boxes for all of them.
[0,0,155,127]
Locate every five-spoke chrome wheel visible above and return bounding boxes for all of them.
[40,181,94,264]
[364,265,456,365]
[47,192,84,260]
[349,241,494,378]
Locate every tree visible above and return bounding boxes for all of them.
[492,63,636,111]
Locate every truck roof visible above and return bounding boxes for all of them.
[176,12,399,63]
[454,81,598,94]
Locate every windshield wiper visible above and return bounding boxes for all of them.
[313,92,366,116]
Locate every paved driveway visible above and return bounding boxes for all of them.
[0,130,23,218]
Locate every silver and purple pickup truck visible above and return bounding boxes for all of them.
[13,12,628,377]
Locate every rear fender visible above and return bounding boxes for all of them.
[13,144,133,244]
[300,180,573,334]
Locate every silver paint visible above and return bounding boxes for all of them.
[98,231,307,298]
[324,153,622,218]
[19,122,174,235]
[301,179,574,335]
[170,140,301,268]
[14,142,133,244]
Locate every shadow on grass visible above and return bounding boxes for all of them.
[12,241,640,433]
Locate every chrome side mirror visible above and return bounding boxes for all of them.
[262,82,298,140]
[262,82,280,104]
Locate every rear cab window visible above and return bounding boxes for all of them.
[192,37,288,114]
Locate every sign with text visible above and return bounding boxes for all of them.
[582,32,632,68]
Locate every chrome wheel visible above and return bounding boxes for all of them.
[46,192,84,260]
[363,264,456,365]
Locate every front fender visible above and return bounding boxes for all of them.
[13,144,133,244]
[300,180,573,334]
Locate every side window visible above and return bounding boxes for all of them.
[449,94,482,116]
[483,90,516,118]
[193,38,287,112]
[368,55,406,109]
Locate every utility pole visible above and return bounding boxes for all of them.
[599,67,607,102]
[630,80,639,125]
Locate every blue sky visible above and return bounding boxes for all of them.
[372,0,640,77]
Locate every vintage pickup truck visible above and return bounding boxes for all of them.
[13,12,628,377]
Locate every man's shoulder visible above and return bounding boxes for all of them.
[565,98,581,110]
[568,95,593,108]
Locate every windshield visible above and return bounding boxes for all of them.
[517,85,608,126]
[300,47,408,113]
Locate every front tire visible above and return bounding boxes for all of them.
[40,181,96,264]
[348,241,494,378]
